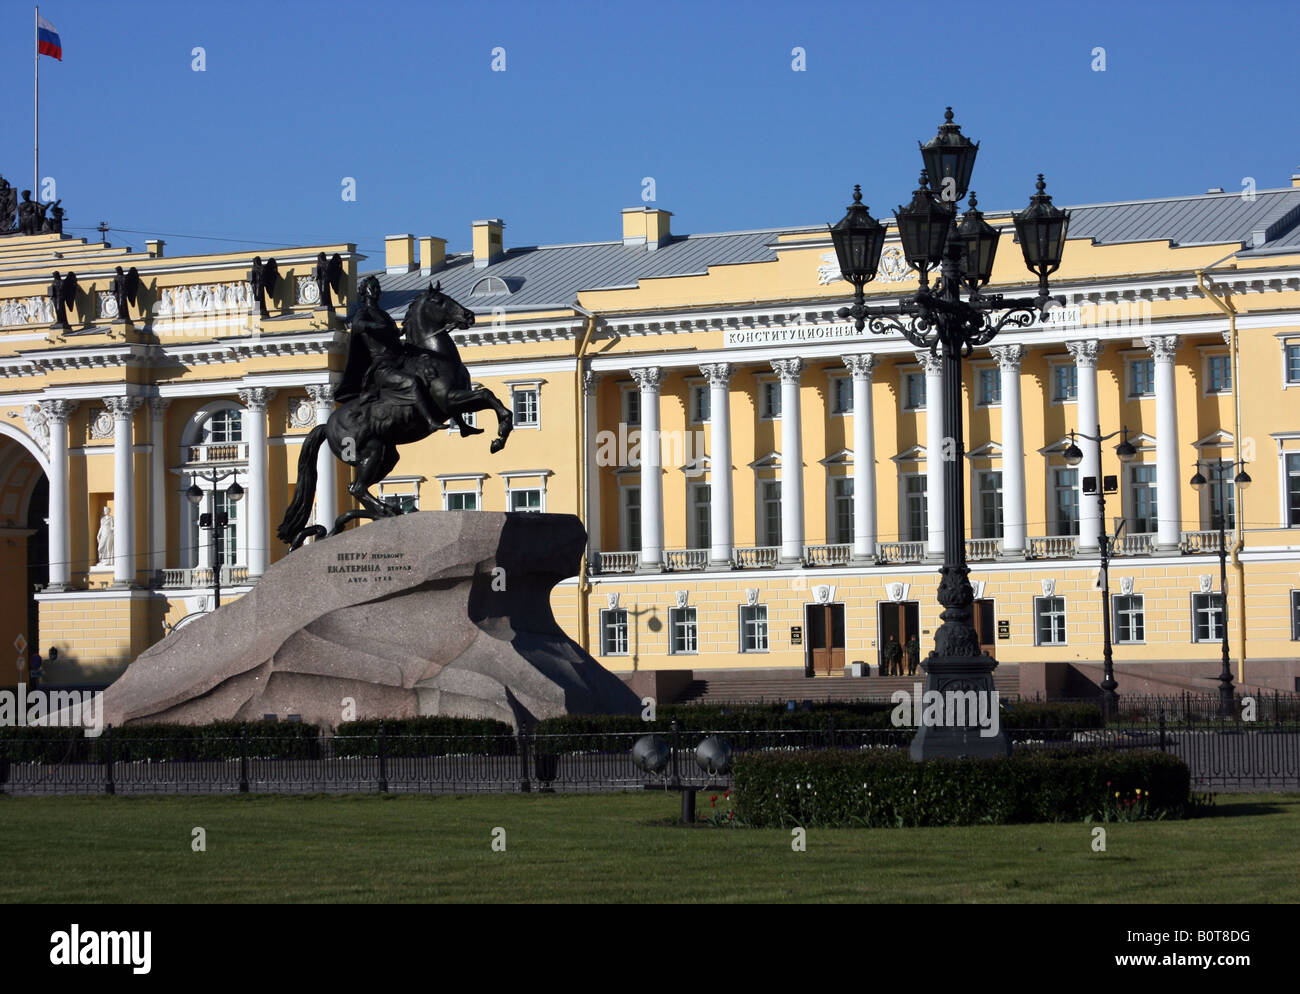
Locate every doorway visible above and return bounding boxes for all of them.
[877,600,921,672]
[973,598,996,659]
[805,603,845,677]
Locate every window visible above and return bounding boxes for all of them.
[1054,468,1080,536]
[739,604,768,652]
[905,372,927,410]
[1192,592,1224,643]
[1286,453,1300,527]
[623,387,641,427]
[383,493,418,514]
[1052,363,1077,401]
[1130,465,1158,533]
[623,486,641,550]
[760,381,781,419]
[509,488,542,512]
[1286,343,1300,384]
[1291,591,1300,640]
[213,489,239,566]
[512,387,539,427]
[761,480,782,547]
[449,410,477,433]
[600,609,629,655]
[692,484,710,550]
[832,477,854,545]
[978,368,1001,406]
[905,475,928,542]
[669,606,698,654]
[691,384,710,424]
[978,470,1003,538]
[205,409,243,443]
[1034,596,1067,646]
[1129,358,1155,397]
[445,491,477,511]
[1207,354,1232,394]
[831,377,853,415]
[1204,460,1235,529]
[1113,594,1145,644]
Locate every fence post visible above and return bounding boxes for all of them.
[827,715,836,750]
[517,729,531,793]
[1158,706,1167,752]
[377,721,388,793]
[104,723,115,796]
[239,725,249,793]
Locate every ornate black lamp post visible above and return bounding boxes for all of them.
[1064,427,1137,720]
[187,470,244,610]
[830,108,1070,759]
[1189,459,1251,717]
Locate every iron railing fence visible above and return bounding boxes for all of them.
[2,720,1295,794]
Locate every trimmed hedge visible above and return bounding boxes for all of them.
[332,717,515,757]
[0,720,321,762]
[733,748,1191,827]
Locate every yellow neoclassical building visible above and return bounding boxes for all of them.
[3,174,1300,695]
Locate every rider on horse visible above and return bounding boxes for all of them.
[337,276,481,435]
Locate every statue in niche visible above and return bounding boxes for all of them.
[96,506,114,567]
[48,270,78,331]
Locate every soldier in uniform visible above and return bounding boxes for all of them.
[884,635,903,677]
[906,634,920,675]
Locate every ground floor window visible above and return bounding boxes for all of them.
[669,606,698,654]
[1292,591,1300,641]
[1113,594,1145,643]
[1192,592,1224,643]
[1034,596,1067,645]
[739,604,768,652]
[445,491,477,511]
[509,488,542,512]
[600,608,628,655]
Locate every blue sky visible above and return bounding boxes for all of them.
[3,0,1298,262]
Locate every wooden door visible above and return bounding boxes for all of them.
[878,601,921,671]
[973,599,996,659]
[806,603,846,677]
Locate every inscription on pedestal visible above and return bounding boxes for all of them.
[324,550,413,584]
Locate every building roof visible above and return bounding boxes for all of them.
[365,187,1300,316]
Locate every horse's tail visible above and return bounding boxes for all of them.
[277,423,327,545]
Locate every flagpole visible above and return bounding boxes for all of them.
[34,5,39,194]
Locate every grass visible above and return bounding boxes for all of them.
[1,791,1297,903]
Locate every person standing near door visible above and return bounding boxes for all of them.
[885,636,902,677]
[905,635,920,676]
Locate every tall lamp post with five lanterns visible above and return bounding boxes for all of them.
[829,108,1071,759]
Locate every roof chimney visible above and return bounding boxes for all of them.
[1206,187,1225,194]
[1292,166,1300,188]
[418,236,447,275]
[472,219,505,268]
[622,207,673,250]
[146,239,165,258]
[385,234,415,274]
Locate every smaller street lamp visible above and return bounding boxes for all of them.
[1189,459,1251,717]
[187,471,244,610]
[1064,425,1136,720]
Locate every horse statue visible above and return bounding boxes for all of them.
[277,279,512,548]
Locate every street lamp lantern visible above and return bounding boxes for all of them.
[227,481,245,503]
[1063,432,1084,467]
[955,192,1001,290]
[1233,468,1251,489]
[1012,174,1071,294]
[896,171,955,284]
[186,484,204,507]
[1189,468,1208,491]
[830,185,888,287]
[1115,434,1137,463]
[919,107,979,203]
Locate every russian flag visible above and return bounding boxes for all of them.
[37,15,62,61]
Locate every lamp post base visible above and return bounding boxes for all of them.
[908,652,1011,760]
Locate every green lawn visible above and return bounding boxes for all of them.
[1,792,1297,903]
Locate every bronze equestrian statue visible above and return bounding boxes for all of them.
[277,278,513,547]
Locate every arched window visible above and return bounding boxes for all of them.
[181,402,251,572]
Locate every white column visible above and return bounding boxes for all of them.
[700,362,734,566]
[1145,334,1183,550]
[843,354,877,559]
[149,399,169,579]
[582,370,602,558]
[918,349,945,558]
[238,387,275,577]
[629,368,663,569]
[104,396,142,586]
[1067,340,1102,551]
[771,358,804,563]
[307,384,337,529]
[40,399,76,590]
[990,344,1027,556]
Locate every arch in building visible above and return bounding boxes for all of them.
[0,423,50,684]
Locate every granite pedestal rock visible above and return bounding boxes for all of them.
[101,512,639,729]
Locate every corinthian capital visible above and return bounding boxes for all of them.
[628,367,663,392]
[1142,334,1180,362]
[989,344,1028,371]
[914,349,943,375]
[237,387,277,411]
[699,362,734,388]
[38,398,78,424]
[770,357,803,384]
[1065,339,1103,367]
[842,353,877,380]
[102,396,143,419]
[306,383,335,407]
